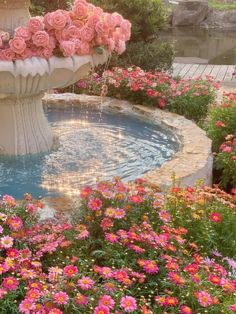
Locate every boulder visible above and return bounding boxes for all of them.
[172,1,209,26]
[201,9,236,29]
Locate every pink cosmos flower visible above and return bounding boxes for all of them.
[180,305,192,314]
[159,210,171,222]
[105,233,119,243]
[129,195,142,203]
[143,260,159,274]
[88,198,103,211]
[1,236,14,248]
[195,290,213,307]
[9,37,26,54]
[74,293,89,306]
[53,291,69,305]
[99,295,115,309]
[209,212,222,223]
[7,216,23,231]
[94,305,110,314]
[2,195,16,206]
[26,289,40,301]
[120,296,137,313]
[63,265,78,278]
[49,309,63,314]
[19,299,35,313]
[113,208,126,219]
[78,276,94,290]
[2,277,19,290]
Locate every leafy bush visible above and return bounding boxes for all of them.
[110,40,174,71]
[215,134,236,188]
[89,0,168,42]
[75,67,217,123]
[0,180,236,313]
[206,93,236,152]
[31,0,70,15]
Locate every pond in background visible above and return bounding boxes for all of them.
[160,27,236,64]
[0,106,178,199]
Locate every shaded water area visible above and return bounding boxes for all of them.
[160,28,236,64]
[0,106,178,199]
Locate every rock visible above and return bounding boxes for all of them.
[172,1,209,26]
[201,9,236,29]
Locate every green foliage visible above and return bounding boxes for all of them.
[206,98,236,152]
[214,134,236,188]
[30,0,71,15]
[110,40,174,71]
[89,0,168,42]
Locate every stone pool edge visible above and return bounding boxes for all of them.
[43,93,213,190]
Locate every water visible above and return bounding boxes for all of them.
[0,107,178,199]
[160,28,236,64]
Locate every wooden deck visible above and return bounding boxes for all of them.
[173,63,236,83]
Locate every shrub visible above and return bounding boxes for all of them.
[110,40,174,72]
[206,93,236,152]
[75,67,218,123]
[215,134,236,188]
[0,180,236,313]
[31,0,70,15]
[89,0,168,42]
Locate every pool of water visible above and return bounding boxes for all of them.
[160,28,236,64]
[0,107,178,199]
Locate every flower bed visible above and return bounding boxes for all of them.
[74,66,218,123]
[0,0,131,60]
[0,179,235,313]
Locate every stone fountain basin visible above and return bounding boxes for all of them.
[0,52,109,97]
[44,94,213,190]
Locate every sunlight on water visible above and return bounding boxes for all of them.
[0,107,178,199]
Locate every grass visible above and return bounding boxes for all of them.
[209,0,236,10]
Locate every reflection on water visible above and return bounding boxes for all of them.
[0,107,178,199]
[160,28,236,64]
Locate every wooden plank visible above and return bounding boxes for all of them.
[209,65,222,81]
[201,64,214,79]
[181,64,196,79]
[178,64,193,78]
[182,64,200,79]
[172,63,178,71]
[215,65,229,81]
[192,64,207,79]
[173,63,186,77]
[224,66,235,82]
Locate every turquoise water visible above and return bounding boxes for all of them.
[0,107,178,199]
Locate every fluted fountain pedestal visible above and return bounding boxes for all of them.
[0,93,54,155]
[0,0,109,155]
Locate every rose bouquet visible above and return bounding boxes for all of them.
[0,0,131,61]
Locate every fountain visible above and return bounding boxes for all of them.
[0,0,109,155]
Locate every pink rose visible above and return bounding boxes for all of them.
[0,37,2,48]
[73,0,88,19]
[28,16,45,33]
[104,13,117,28]
[95,21,109,36]
[14,27,31,41]
[62,25,80,40]
[79,26,94,42]
[38,47,53,59]
[9,37,26,54]
[0,48,15,61]
[107,38,115,52]
[75,40,90,55]
[60,41,76,57]
[32,31,50,47]
[87,14,101,28]
[117,40,126,55]
[20,48,34,60]
[45,10,69,31]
